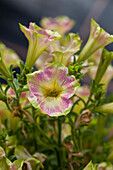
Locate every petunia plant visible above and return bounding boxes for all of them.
[0,16,113,169]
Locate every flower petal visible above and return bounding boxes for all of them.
[39,97,62,116]
[28,93,45,109]
[51,33,82,66]
[57,97,73,115]
[78,19,113,62]
[20,22,61,67]
[40,16,75,35]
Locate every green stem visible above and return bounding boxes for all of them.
[58,118,61,148]
[12,81,19,99]
[36,123,53,144]
[5,100,12,112]
[78,128,82,151]
[85,82,95,108]
[0,117,2,133]
[57,117,62,168]
[71,128,78,151]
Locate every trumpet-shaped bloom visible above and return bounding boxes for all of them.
[20,22,61,67]
[35,33,82,69]
[0,42,20,68]
[78,19,113,62]
[93,102,113,114]
[40,16,75,35]
[27,62,79,116]
[50,33,82,66]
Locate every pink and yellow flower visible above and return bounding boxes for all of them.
[51,33,82,66]
[78,19,113,62]
[27,62,79,116]
[20,22,61,67]
[0,42,20,68]
[40,16,75,35]
[35,33,82,69]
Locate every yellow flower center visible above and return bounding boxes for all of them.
[44,88,62,97]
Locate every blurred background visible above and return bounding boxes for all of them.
[0,0,113,90]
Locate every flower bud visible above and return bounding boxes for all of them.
[93,102,113,114]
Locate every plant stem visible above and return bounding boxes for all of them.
[57,117,62,168]
[71,128,78,151]
[5,100,12,112]
[58,118,62,148]
[36,123,53,145]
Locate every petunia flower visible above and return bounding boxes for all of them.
[27,62,79,116]
[50,33,82,66]
[78,19,113,62]
[40,16,75,35]
[20,22,61,67]
[35,33,82,69]
[0,42,20,68]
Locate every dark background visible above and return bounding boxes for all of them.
[0,0,113,91]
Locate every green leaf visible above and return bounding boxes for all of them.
[7,81,14,90]
[26,157,43,169]
[83,161,98,170]
[14,78,19,90]
[18,88,29,93]
[0,157,10,170]
[14,145,31,160]
[12,159,24,170]
[0,146,5,160]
